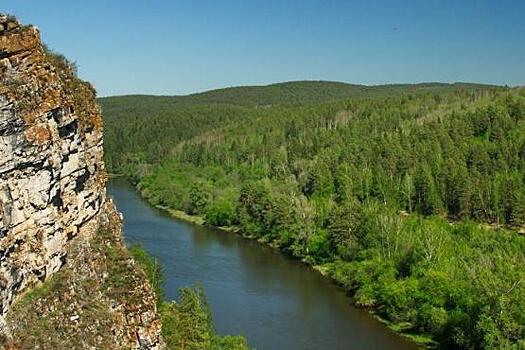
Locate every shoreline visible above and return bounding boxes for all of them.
[135,186,435,348]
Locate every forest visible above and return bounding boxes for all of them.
[100,81,525,349]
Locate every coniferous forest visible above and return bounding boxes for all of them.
[100,81,525,349]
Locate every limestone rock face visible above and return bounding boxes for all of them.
[0,15,161,349]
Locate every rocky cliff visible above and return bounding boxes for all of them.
[0,15,161,348]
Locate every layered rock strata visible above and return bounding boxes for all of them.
[0,15,161,348]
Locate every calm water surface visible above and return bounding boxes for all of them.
[109,180,419,350]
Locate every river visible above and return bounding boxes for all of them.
[108,180,419,350]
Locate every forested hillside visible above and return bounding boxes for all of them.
[100,82,525,349]
[100,81,494,177]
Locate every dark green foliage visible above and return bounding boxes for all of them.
[103,82,525,348]
[414,164,441,216]
[500,173,525,225]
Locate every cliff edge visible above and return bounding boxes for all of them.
[0,15,161,348]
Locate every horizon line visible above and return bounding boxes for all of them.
[96,79,512,99]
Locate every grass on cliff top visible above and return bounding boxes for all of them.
[130,244,252,350]
[4,262,117,349]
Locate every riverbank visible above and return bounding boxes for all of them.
[134,185,433,348]
[110,180,424,350]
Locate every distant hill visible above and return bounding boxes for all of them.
[100,80,497,108]
[180,81,498,106]
[98,81,500,175]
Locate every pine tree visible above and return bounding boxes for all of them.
[414,164,441,216]
[501,174,525,225]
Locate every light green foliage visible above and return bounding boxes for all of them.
[205,195,236,227]
[103,83,525,348]
[307,228,330,263]
[187,182,212,215]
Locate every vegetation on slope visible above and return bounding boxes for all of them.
[156,81,495,107]
[102,82,525,349]
[4,223,154,349]
[130,245,251,350]
[99,81,493,178]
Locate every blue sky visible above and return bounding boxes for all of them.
[3,0,524,96]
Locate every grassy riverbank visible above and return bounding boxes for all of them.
[137,183,435,348]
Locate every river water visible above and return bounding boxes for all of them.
[109,180,419,350]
